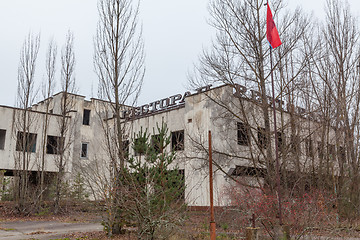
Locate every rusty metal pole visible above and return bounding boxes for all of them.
[209,130,216,240]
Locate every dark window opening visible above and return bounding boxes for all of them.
[0,129,6,150]
[83,109,90,125]
[172,130,184,151]
[257,127,268,149]
[16,132,37,153]
[46,135,63,155]
[81,143,88,158]
[237,122,250,146]
[230,166,266,178]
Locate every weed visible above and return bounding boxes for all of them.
[35,207,50,216]
[0,227,15,231]
[216,233,234,239]
[220,222,229,231]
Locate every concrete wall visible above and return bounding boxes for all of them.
[0,105,74,172]
[0,85,339,206]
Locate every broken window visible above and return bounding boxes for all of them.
[257,127,268,149]
[0,129,5,150]
[16,132,37,153]
[46,135,63,155]
[171,130,184,151]
[230,166,266,178]
[81,143,88,158]
[83,109,90,125]
[237,122,250,146]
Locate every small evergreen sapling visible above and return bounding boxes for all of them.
[124,123,185,239]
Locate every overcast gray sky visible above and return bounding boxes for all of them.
[0,0,360,107]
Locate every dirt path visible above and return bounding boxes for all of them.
[0,220,103,240]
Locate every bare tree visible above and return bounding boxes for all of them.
[39,39,57,203]
[186,1,329,236]
[14,32,40,213]
[94,0,145,169]
[93,0,145,234]
[54,31,76,213]
[310,0,360,219]
[186,0,360,235]
[189,0,311,192]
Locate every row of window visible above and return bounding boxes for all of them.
[0,130,64,155]
[0,108,91,151]
[237,122,345,159]
[237,122,272,149]
[125,130,185,156]
[0,128,185,160]
[13,131,89,159]
[238,122,282,150]
[14,132,64,155]
[80,130,185,159]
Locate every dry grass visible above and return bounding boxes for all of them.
[2,201,360,239]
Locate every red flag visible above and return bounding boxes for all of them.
[267,4,282,49]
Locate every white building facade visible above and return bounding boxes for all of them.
[0,84,339,207]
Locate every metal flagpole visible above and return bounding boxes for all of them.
[267,0,283,226]
[270,41,283,226]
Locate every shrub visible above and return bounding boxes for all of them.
[225,184,337,236]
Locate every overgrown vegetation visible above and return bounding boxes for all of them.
[126,123,186,239]
[101,123,186,239]
[188,0,360,237]
[226,183,337,237]
[5,0,360,239]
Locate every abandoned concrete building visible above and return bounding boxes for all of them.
[0,84,339,207]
